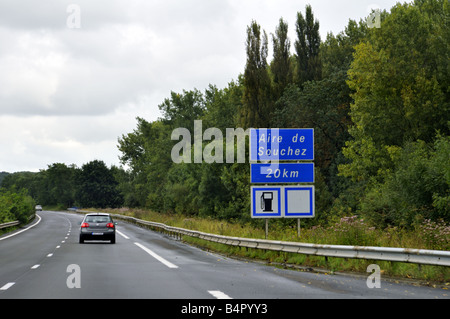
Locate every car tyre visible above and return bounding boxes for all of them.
[79,235,84,244]
[110,235,116,244]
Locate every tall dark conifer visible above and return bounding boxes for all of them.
[241,20,272,128]
[295,5,322,86]
[271,18,293,100]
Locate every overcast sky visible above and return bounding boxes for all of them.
[0,0,402,173]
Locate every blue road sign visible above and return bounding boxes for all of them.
[250,128,314,161]
[250,163,314,184]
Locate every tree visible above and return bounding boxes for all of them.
[75,160,123,208]
[0,172,9,187]
[271,18,293,100]
[240,20,272,128]
[159,89,206,134]
[339,0,449,226]
[341,0,449,183]
[295,5,322,86]
[45,163,77,207]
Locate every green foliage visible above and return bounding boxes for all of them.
[271,18,294,100]
[361,134,450,226]
[295,5,322,85]
[342,0,449,182]
[1,162,123,210]
[0,172,9,187]
[340,0,449,227]
[240,20,273,128]
[115,0,448,233]
[75,160,123,208]
[44,163,77,207]
[0,189,35,224]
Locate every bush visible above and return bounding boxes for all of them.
[0,190,35,224]
[360,134,450,227]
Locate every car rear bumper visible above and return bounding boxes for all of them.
[80,229,115,241]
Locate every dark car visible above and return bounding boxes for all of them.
[79,213,116,244]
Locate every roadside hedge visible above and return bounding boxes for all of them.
[0,190,35,224]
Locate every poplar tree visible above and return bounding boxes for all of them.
[241,20,272,128]
[295,5,322,86]
[271,18,293,100]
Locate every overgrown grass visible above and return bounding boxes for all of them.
[95,207,449,284]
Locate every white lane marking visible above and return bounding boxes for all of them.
[134,242,178,269]
[47,253,53,257]
[116,230,129,239]
[31,264,40,269]
[0,282,15,291]
[208,290,232,299]
[0,214,42,241]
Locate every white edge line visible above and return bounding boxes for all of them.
[116,230,129,239]
[0,214,42,241]
[208,290,232,299]
[134,242,178,269]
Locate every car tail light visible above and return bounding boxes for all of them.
[106,223,114,228]
[81,222,89,228]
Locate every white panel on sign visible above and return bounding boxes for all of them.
[284,186,315,218]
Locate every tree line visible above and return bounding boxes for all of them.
[117,1,449,228]
[1,161,123,210]
[2,1,448,230]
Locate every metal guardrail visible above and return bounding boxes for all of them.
[0,221,20,230]
[0,214,36,231]
[77,210,450,267]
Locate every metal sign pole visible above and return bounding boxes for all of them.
[265,219,268,239]
[297,218,300,238]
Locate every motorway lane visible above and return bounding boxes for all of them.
[0,211,448,299]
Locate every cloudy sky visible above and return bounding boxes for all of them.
[0,0,401,173]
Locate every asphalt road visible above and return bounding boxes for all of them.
[0,211,448,300]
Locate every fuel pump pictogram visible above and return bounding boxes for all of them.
[261,192,274,212]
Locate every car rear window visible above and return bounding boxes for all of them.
[85,216,111,223]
